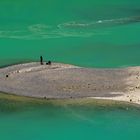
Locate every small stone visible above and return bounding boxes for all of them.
[44,96,47,99]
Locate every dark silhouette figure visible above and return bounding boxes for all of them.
[6,74,9,78]
[40,56,43,65]
[46,61,51,65]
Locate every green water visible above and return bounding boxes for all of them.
[0,0,140,67]
[0,1,140,139]
[0,97,140,140]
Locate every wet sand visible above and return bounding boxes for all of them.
[0,62,140,104]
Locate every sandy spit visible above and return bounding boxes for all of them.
[0,62,140,105]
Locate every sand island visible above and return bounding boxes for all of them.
[0,62,140,105]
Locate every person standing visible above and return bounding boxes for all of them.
[40,56,43,65]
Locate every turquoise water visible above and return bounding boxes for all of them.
[0,1,140,140]
[0,0,140,67]
[0,103,140,140]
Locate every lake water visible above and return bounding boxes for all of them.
[0,0,139,67]
[0,0,140,140]
[0,99,140,140]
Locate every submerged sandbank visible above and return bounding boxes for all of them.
[0,92,139,110]
[0,62,140,105]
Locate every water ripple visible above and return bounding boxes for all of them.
[0,16,139,40]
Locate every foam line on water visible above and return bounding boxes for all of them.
[0,25,108,40]
[58,16,140,29]
[0,16,139,40]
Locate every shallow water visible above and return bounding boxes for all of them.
[0,102,140,140]
[0,1,140,139]
[0,0,140,67]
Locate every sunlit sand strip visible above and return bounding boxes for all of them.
[0,62,140,105]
